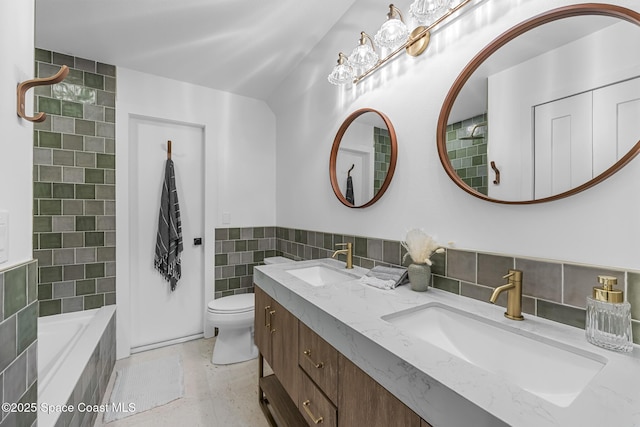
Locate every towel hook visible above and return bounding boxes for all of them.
[17,65,69,123]
[348,164,354,177]
[167,140,172,160]
[490,161,500,185]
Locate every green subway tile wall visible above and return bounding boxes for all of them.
[33,49,116,317]
[446,114,488,195]
[0,261,38,427]
[214,227,277,298]
[373,127,391,195]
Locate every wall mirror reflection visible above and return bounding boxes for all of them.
[438,5,640,204]
[330,108,397,208]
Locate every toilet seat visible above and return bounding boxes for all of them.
[207,294,254,314]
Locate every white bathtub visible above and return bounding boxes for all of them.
[38,306,116,427]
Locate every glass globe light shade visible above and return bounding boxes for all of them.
[374,18,409,50]
[410,0,451,24]
[327,56,354,86]
[348,44,379,72]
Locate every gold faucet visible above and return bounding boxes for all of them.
[489,269,524,320]
[331,242,353,269]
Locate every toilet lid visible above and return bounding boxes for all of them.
[208,293,254,313]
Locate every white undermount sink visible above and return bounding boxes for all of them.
[382,303,607,407]
[287,265,357,287]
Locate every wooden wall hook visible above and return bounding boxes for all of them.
[490,161,500,185]
[17,65,69,123]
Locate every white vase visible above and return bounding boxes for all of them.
[407,263,431,292]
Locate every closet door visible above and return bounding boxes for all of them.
[129,117,205,350]
[534,92,593,199]
[593,76,640,176]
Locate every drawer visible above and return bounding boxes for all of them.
[299,370,337,427]
[298,322,338,404]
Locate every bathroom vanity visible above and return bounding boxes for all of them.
[253,258,640,427]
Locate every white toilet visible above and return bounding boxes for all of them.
[208,256,295,365]
[208,293,257,365]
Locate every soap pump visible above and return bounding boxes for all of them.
[585,275,633,352]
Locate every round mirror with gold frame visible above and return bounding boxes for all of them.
[330,108,398,208]
[437,4,640,204]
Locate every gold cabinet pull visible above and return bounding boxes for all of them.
[302,400,324,424]
[303,350,324,369]
[264,305,271,328]
[269,310,276,334]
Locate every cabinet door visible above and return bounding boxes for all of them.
[254,286,272,366]
[338,354,421,427]
[271,298,299,405]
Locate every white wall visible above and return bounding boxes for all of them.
[0,0,34,269]
[268,0,640,270]
[116,68,275,358]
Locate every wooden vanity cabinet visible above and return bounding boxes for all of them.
[254,286,299,404]
[338,354,422,427]
[255,284,433,427]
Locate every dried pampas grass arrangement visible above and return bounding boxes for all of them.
[402,229,444,266]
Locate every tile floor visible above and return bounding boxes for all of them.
[94,337,269,427]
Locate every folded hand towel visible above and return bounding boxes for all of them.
[359,276,396,290]
[359,266,408,290]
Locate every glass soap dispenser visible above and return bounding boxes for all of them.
[585,275,633,352]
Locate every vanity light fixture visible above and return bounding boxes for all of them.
[328,0,473,86]
[327,52,355,85]
[409,0,453,25]
[349,32,380,74]
[374,4,410,50]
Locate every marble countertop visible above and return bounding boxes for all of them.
[254,258,640,427]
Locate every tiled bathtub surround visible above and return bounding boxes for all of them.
[274,227,640,345]
[0,261,38,427]
[54,313,116,427]
[33,49,116,317]
[214,227,277,299]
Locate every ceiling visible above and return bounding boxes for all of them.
[35,0,358,101]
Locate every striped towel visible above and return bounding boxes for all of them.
[154,159,183,291]
[359,266,408,290]
[346,175,355,205]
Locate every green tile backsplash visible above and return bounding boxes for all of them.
[214,227,277,298]
[272,226,640,345]
[33,49,116,316]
